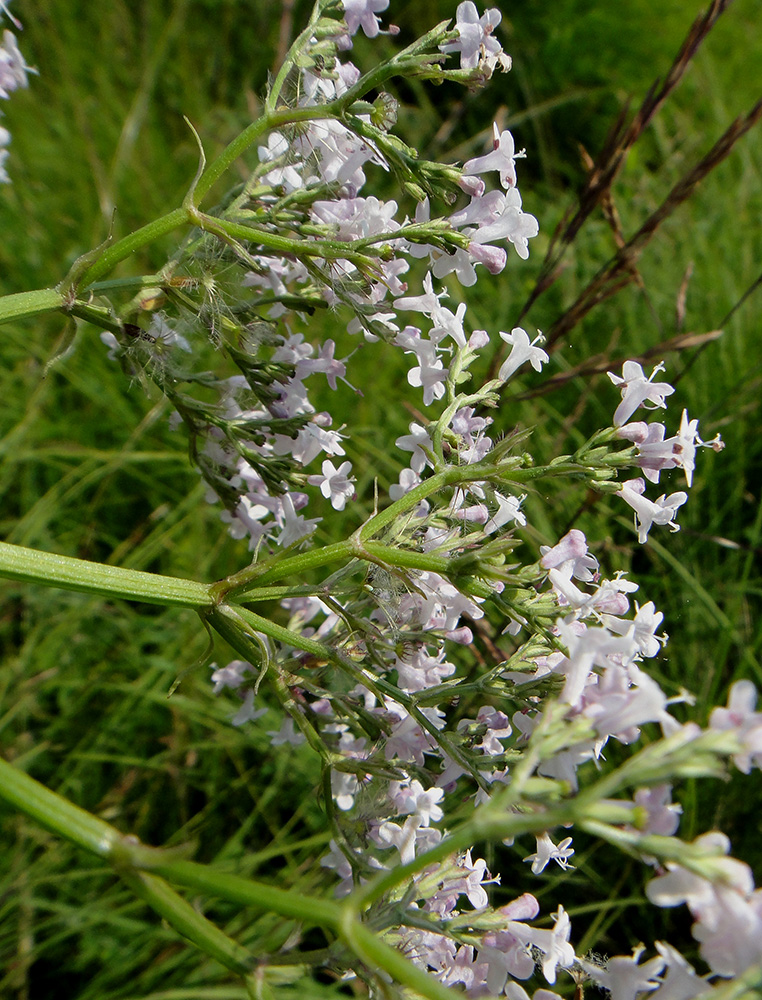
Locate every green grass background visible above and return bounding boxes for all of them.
[1,0,761,995]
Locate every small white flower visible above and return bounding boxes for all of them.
[523,832,575,874]
[498,327,549,381]
[608,360,675,427]
[307,459,355,510]
[463,123,524,188]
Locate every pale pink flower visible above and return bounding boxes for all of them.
[463,123,524,188]
[608,360,675,427]
[498,327,549,381]
[342,0,389,38]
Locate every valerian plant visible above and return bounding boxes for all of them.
[0,2,760,999]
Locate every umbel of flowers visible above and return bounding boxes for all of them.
[104,0,753,993]
[1,1,759,998]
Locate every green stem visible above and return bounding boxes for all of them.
[265,0,324,114]
[221,463,524,603]
[198,213,378,270]
[0,754,463,996]
[362,540,450,574]
[0,755,332,967]
[209,604,389,713]
[357,463,499,541]
[0,540,212,608]
[359,541,495,600]
[352,717,741,912]
[0,754,340,927]
[211,602,331,658]
[192,106,335,207]
[216,540,354,599]
[330,21,452,115]
[350,806,559,912]
[0,755,121,857]
[220,583,333,603]
[80,207,188,287]
[120,869,256,977]
[87,274,166,294]
[339,909,457,1000]
[0,287,65,326]
[155,857,477,1000]
[194,20,449,208]
[149,857,341,928]
[67,300,123,333]
[0,26,458,316]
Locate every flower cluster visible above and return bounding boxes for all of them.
[0,3,32,182]
[100,0,538,555]
[92,1,758,996]
[646,831,762,978]
[611,361,723,543]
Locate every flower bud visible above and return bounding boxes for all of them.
[403,181,427,202]
[372,92,398,131]
[459,174,486,198]
[467,241,506,274]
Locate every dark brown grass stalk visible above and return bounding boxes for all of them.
[544,98,762,350]
[515,0,736,327]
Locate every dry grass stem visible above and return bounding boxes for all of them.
[545,97,762,349]
[517,0,735,326]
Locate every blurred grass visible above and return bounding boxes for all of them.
[1,0,762,993]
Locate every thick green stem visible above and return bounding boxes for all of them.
[0,754,464,994]
[120,869,257,978]
[0,287,65,326]
[0,755,121,857]
[0,755,341,926]
[0,540,212,608]
[147,857,341,929]
[0,756,332,968]
[80,207,188,287]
